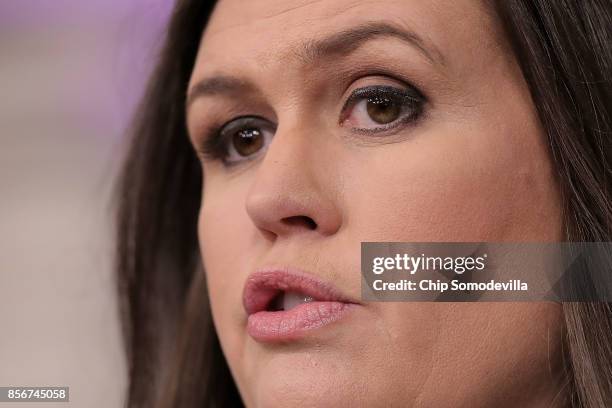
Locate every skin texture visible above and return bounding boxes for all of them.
[186,1,566,407]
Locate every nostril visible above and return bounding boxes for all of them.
[281,215,317,230]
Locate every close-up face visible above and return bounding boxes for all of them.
[186,0,566,407]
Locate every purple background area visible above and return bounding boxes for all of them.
[0,0,174,131]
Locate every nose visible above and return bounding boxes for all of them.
[245,126,342,240]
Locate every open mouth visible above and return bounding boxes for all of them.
[267,291,314,311]
[243,269,357,342]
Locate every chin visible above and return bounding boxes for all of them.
[244,350,411,408]
[246,356,361,408]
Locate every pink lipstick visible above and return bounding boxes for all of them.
[243,268,357,342]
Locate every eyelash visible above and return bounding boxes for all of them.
[340,84,425,133]
[200,115,274,165]
[198,83,426,165]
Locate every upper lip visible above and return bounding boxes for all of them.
[243,267,358,315]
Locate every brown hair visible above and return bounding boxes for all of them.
[116,0,612,406]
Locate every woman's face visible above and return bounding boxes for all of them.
[186,0,565,407]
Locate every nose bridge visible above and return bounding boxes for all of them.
[257,120,315,188]
[245,119,342,238]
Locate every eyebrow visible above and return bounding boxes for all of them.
[301,21,443,66]
[187,21,443,107]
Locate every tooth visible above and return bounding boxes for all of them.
[282,292,314,311]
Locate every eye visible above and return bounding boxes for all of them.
[202,116,275,165]
[340,85,425,133]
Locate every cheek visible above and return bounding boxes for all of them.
[198,182,253,375]
[409,302,565,405]
[343,104,562,243]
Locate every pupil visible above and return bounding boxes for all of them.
[366,96,401,124]
[233,128,264,156]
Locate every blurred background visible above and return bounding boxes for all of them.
[0,1,174,406]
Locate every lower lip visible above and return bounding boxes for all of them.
[247,301,353,342]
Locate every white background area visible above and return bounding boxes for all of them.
[0,1,174,406]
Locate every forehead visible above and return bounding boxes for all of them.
[191,0,501,87]
[204,0,493,50]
